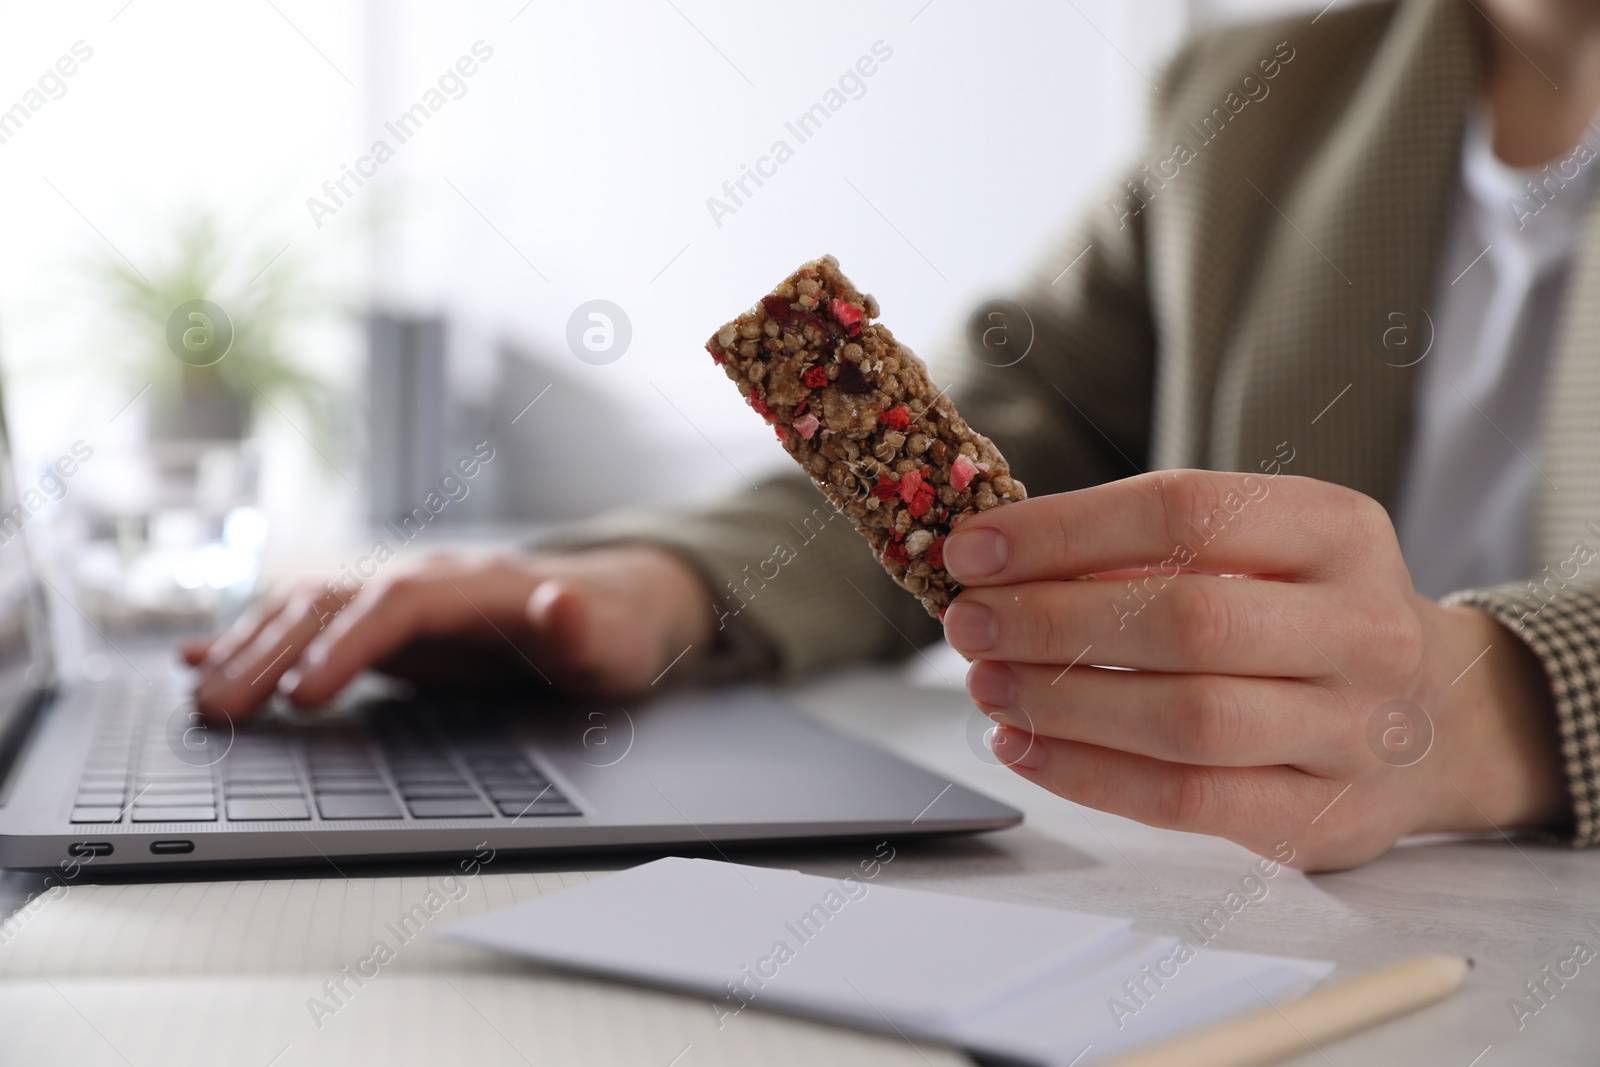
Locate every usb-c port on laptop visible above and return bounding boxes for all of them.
[149,840,194,855]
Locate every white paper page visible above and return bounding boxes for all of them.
[438,856,1133,1031]
[439,857,1335,1067]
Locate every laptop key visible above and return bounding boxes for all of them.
[496,799,580,818]
[220,767,299,783]
[407,798,492,818]
[224,782,305,797]
[137,781,214,793]
[467,764,534,780]
[308,767,380,780]
[70,806,124,823]
[226,798,311,821]
[399,784,479,799]
[476,772,546,787]
[133,793,216,807]
[312,779,391,794]
[316,793,403,819]
[75,793,126,806]
[389,770,466,785]
[486,785,556,802]
[131,806,217,822]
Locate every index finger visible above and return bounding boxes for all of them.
[941,470,1382,586]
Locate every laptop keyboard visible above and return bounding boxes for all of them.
[69,684,580,825]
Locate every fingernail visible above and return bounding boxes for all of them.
[943,527,1008,581]
[943,600,996,653]
[278,668,302,695]
[966,659,1014,709]
[989,725,1046,770]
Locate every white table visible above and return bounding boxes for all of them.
[800,652,1598,1065]
[2,647,1594,1065]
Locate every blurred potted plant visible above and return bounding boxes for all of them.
[93,210,332,445]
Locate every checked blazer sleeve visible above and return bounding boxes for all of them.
[1446,585,1600,847]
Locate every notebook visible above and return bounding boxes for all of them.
[439,857,1335,1067]
[0,867,961,1066]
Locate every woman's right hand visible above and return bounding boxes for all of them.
[180,545,716,720]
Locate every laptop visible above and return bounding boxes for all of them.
[0,421,1019,873]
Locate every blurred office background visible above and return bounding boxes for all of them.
[0,0,1318,632]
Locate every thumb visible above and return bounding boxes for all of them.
[526,577,658,691]
[526,579,589,664]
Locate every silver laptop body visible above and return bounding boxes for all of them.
[0,425,1019,874]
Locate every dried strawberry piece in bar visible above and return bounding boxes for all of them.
[878,405,911,431]
[705,255,1026,618]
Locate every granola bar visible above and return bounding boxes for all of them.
[706,255,1026,619]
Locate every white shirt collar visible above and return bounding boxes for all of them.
[1462,103,1600,245]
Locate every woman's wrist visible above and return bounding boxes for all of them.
[1425,605,1570,834]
